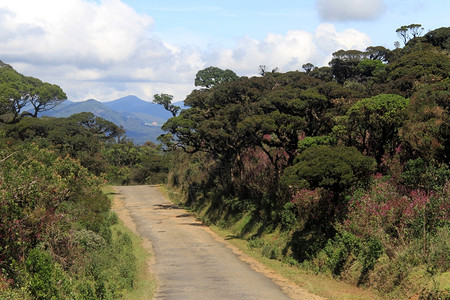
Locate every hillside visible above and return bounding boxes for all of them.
[42,96,174,144]
[103,95,173,120]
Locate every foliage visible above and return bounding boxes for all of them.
[103,141,169,184]
[424,27,450,50]
[159,24,449,297]
[344,177,449,253]
[282,145,375,195]
[396,24,424,45]
[297,135,336,153]
[0,61,66,123]
[153,93,180,117]
[194,66,239,88]
[335,94,410,163]
[399,78,449,163]
[401,158,450,191]
[0,141,141,298]
[1,112,125,174]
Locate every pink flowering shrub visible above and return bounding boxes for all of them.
[344,177,449,248]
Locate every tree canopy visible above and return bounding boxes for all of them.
[194,66,239,88]
[0,61,66,123]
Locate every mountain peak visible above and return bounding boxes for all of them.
[107,95,149,104]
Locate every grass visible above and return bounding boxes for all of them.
[103,186,157,299]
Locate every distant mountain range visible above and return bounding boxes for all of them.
[42,95,181,144]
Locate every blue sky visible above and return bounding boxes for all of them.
[0,0,448,102]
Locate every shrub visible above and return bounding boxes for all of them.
[344,177,449,247]
[280,202,297,229]
[25,248,71,299]
[282,145,375,196]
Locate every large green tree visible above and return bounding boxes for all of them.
[282,145,375,196]
[194,66,239,89]
[334,94,410,164]
[0,61,66,123]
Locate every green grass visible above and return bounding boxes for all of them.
[110,222,157,299]
[103,186,157,299]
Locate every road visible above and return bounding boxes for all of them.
[112,185,322,300]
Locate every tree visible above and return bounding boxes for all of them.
[329,50,367,84]
[357,59,385,78]
[309,66,333,81]
[386,50,450,97]
[334,94,410,163]
[282,145,375,195]
[400,78,449,163]
[258,65,268,76]
[194,66,238,88]
[365,46,392,62]
[153,93,180,117]
[396,24,424,45]
[0,61,66,123]
[424,27,450,50]
[302,63,315,74]
[3,113,123,174]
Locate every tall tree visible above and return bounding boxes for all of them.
[396,24,424,45]
[302,63,315,74]
[0,61,66,123]
[334,94,410,163]
[195,66,239,88]
[329,50,367,84]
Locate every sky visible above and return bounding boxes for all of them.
[0,0,448,102]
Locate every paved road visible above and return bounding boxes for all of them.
[112,185,300,300]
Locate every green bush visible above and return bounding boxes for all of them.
[280,202,297,229]
[25,248,71,299]
[324,230,362,276]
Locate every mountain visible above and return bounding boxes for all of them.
[104,95,173,120]
[42,96,175,144]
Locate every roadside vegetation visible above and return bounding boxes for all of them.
[0,62,165,298]
[159,26,450,299]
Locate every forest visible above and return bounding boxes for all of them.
[0,25,449,298]
[160,26,449,298]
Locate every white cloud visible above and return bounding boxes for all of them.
[0,0,204,101]
[0,0,373,103]
[209,24,371,75]
[315,24,372,65]
[213,30,317,74]
[0,0,154,66]
[316,0,386,22]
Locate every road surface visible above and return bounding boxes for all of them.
[112,185,321,300]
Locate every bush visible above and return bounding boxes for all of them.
[25,248,71,299]
[345,177,449,247]
[280,202,297,229]
[323,230,362,276]
[0,142,141,297]
[282,145,375,196]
